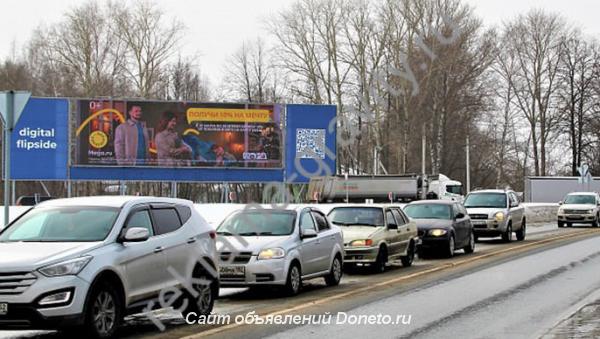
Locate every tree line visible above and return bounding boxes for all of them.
[0,0,598,201]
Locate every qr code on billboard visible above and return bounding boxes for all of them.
[296,128,325,159]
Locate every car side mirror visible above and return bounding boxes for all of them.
[301,228,318,239]
[387,223,398,230]
[558,201,563,205]
[455,213,465,219]
[122,227,150,242]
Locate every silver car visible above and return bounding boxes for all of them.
[0,196,218,338]
[464,189,526,242]
[216,206,344,295]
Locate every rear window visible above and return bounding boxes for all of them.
[151,208,182,235]
[175,205,192,224]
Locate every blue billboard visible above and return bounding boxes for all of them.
[11,98,69,180]
[285,104,337,183]
[8,99,335,183]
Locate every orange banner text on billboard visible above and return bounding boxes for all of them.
[186,108,271,124]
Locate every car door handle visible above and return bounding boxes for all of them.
[154,247,164,253]
[187,237,197,244]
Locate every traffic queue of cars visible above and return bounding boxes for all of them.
[1,188,572,337]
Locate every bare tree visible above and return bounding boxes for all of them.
[557,33,599,175]
[502,10,567,176]
[115,0,184,98]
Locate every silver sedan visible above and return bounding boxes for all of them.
[216,206,344,295]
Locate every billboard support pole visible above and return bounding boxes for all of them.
[171,181,177,198]
[3,91,14,225]
[119,181,126,195]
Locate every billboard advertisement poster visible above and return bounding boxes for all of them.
[75,100,282,168]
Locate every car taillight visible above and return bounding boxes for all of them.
[209,231,216,240]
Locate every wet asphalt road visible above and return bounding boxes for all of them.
[268,229,600,339]
[2,223,600,339]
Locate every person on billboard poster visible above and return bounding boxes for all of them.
[258,123,280,160]
[213,145,237,167]
[155,112,191,167]
[114,105,150,166]
[181,134,237,167]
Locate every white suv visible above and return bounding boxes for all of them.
[0,196,219,338]
[558,192,600,227]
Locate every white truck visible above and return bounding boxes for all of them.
[307,174,464,203]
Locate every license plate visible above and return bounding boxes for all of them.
[0,303,7,315]
[473,221,487,227]
[219,266,245,276]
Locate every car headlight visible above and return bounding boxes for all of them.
[588,210,594,214]
[428,229,448,237]
[494,212,505,222]
[38,256,92,277]
[257,248,285,260]
[349,239,373,247]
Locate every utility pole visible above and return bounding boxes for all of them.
[466,135,471,194]
[421,132,427,200]
[3,91,13,226]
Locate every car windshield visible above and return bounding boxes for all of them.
[0,206,120,242]
[564,195,596,205]
[217,211,296,236]
[446,185,463,195]
[328,207,384,227]
[404,204,453,220]
[464,193,507,208]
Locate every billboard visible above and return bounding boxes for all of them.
[11,98,69,180]
[75,100,283,168]
[285,104,337,183]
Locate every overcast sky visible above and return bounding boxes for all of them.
[1,0,599,86]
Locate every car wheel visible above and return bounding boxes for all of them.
[464,231,475,254]
[502,224,512,243]
[593,215,599,228]
[182,270,217,318]
[284,263,302,296]
[401,242,415,267]
[558,221,564,228]
[445,236,455,258]
[325,255,343,286]
[372,246,387,273]
[84,282,123,339]
[516,219,526,241]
